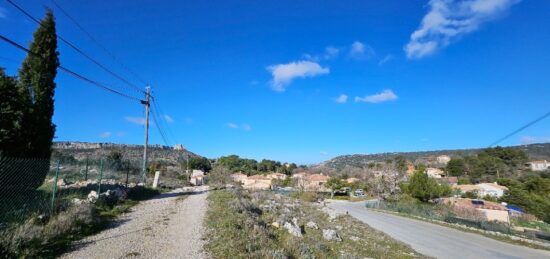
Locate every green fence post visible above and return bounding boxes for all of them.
[125,161,130,188]
[98,159,104,194]
[51,160,60,213]
[84,157,89,181]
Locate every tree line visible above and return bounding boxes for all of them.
[0,11,59,192]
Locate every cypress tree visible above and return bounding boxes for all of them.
[17,10,59,160]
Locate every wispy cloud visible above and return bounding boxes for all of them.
[267,60,329,92]
[520,136,550,145]
[0,7,7,19]
[163,115,174,123]
[349,41,375,59]
[355,90,398,103]
[324,46,340,60]
[334,94,348,104]
[378,54,394,65]
[405,0,520,59]
[125,116,146,125]
[227,122,252,131]
[320,151,329,156]
[99,132,112,138]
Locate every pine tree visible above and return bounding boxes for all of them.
[0,68,24,157]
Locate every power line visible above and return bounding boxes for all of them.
[6,0,145,94]
[149,102,171,146]
[151,96,177,143]
[489,111,550,147]
[49,0,148,86]
[0,34,143,102]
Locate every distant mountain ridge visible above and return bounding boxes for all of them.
[319,143,550,169]
[52,141,201,165]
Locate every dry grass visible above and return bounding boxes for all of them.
[205,189,427,258]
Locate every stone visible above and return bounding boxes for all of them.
[350,236,360,241]
[153,171,161,188]
[306,221,318,229]
[271,222,280,228]
[72,198,86,205]
[87,191,99,203]
[283,221,302,237]
[322,229,342,242]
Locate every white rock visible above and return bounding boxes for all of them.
[322,229,342,242]
[306,221,318,229]
[283,221,302,237]
[87,191,99,203]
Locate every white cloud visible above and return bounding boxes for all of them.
[241,123,252,131]
[116,132,126,137]
[0,7,7,19]
[405,0,520,59]
[324,46,340,59]
[227,122,252,131]
[99,132,111,138]
[335,94,348,104]
[520,136,550,145]
[378,54,394,65]
[227,122,239,129]
[267,60,329,92]
[125,116,146,125]
[163,115,174,123]
[349,41,375,59]
[355,90,398,103]
[320,151,329,156]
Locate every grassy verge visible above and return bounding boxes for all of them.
[0,186,161,258]
[205,189,428,258]
[371,208,550,251]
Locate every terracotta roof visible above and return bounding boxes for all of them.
[528,160,548,164]
[231,172,247,177]
[247,175,271,180]
[307,174,330,181]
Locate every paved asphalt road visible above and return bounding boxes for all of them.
[328,200,550,259]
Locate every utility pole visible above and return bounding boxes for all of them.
[140,86,151,183]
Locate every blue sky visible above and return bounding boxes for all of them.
[1,0,549,164]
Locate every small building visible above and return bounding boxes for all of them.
[526,160,550,171]
[406,163,415,176]
[305,174,330,192]
[439,197,510,223]
[437,155,451,165]
[426,168,445,178]
[291,172,308,179]
[190,170,205,186]
[243,175,272,190]
[476,183,508,198]
[230,172,248,184]
[454,182,509,198]
[266,172,287,180]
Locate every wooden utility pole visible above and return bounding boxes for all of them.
[140,86,151,183]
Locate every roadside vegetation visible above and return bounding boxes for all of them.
[0,185,161,258]
[205,188,426,259]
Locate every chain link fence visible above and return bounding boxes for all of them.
[0,157,145,229]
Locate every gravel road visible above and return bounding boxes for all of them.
[60,186,210,259]
[328,200,550,259]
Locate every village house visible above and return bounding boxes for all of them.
[305,174,330,192]
[243,174,272,190]
[189,170,205,186]
[425,168,445,178]
[266,172,287,180]
[439,197,510,223]
[406,162,415,176]
[437,155,451,165]
[230,172,248,184]
[291,172,308,179]
[526,160,550,171]
[455,182,509,198]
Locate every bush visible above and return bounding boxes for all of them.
[403,171,451,202]
[289,191,321,202]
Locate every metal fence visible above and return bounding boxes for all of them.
[0,157,144,229]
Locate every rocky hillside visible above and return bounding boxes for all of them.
[320,143,550,169]
[52,141,201,165]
